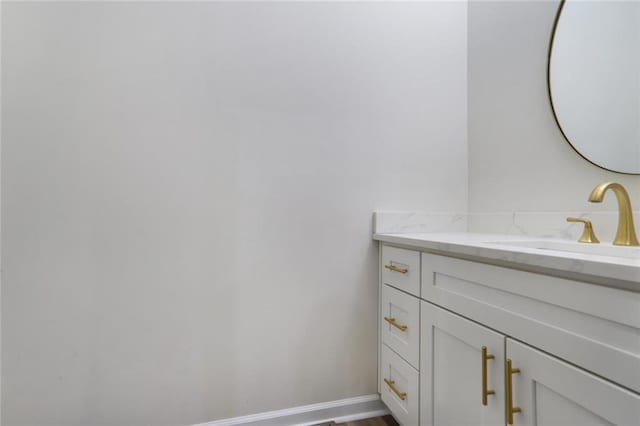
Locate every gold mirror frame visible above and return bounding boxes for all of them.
[547,0,640,176]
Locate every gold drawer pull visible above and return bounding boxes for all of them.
[506,359,522,424]
[384,378,407,401]
[384,317,408,332]
[384,264,408,274]
[482,346,495,406]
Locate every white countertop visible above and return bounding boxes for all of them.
[373,232,640,289]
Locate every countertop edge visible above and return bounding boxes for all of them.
[373,232,640,292]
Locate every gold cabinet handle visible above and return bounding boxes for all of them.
[481,346,495,406]
[384,317,408,332]
[384,264,408,274]
[384,378,407,401]
[506,359,522,425]
[566,217,600,243]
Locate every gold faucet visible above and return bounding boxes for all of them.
[588,182,639,246]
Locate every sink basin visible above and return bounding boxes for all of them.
[484,240,640,260]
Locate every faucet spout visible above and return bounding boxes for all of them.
[588,182,639,246]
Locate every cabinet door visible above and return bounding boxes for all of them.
[506,339,640,426]
[420,302,505,426]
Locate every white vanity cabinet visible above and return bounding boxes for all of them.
[378,242,640,426]
[420,253,640,394]
[419,302,640,426]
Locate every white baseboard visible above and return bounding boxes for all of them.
[192,394,389,426]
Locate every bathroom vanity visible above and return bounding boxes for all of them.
[374,232,640,426]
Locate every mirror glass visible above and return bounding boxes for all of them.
[549,0,640,174]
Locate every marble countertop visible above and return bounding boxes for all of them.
[373,232,640,289]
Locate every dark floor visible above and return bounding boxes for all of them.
[316,415,398,426]
[338,415,399,426]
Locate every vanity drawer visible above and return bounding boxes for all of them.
[382,245,420,297]
[381,344,419,426]
[381,284,420,369]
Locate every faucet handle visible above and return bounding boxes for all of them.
[567,217,600,244]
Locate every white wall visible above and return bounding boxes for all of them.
[468,0,640,216]
[1,2,467,425]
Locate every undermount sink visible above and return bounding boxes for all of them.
[484,240,640,260]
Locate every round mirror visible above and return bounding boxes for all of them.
[548,0,640,175]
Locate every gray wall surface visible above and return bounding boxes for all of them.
[1,2,468,425]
